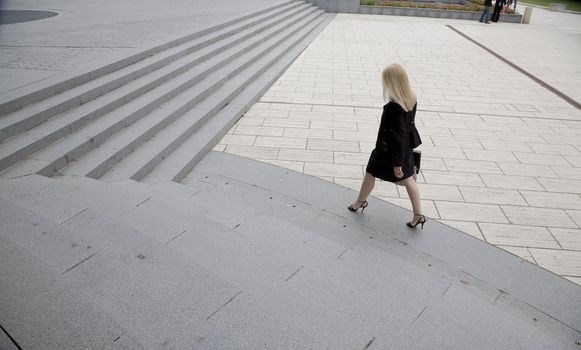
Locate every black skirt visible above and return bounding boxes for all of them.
[366,148,415,183]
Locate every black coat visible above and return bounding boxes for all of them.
[376,102,422,167]
[494,0,506,9]
[366,101,422,182]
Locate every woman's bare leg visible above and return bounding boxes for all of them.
[403,177,422,222]
[351,173,375,208]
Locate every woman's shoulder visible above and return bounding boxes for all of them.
[383,101,399,110]
[384,101,417,112]
[384,101,405,111]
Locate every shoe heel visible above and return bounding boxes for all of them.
[348,200,368,213]
[361,201,368,213]
[407,215,426,229]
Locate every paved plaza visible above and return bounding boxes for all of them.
[215,6,581,285]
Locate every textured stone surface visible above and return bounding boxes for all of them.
[0,236,125,350]
[1,1,581,348]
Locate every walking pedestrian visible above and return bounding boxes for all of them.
[479,0,493,23]
[491,0,507,22]
[348,64,426,229]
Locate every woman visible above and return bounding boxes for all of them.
[348,64,426,229]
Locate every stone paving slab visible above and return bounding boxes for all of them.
[0,235,126,350]
[217,10,581,284]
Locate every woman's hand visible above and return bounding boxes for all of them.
[394,166,404,178]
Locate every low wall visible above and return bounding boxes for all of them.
[307,0,524,23]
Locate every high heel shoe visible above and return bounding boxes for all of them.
[348,200,368,213]
[407,214,427,229]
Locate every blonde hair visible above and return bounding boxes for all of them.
[382,64,417,112]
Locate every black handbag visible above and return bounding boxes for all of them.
[413,150,421,174]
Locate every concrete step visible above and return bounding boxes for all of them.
[0,2,313,174]
[0,1,297,118]
[95,10,324,182]
[0,5,322,180]
[1,168,579,348]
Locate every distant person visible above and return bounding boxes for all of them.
[348,64,426,229]
[491,0,507,22]
[479,0,493,23]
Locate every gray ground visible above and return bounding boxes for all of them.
[0,1,580,349]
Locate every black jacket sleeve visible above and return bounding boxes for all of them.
[376,104,391,152]
[389,104,407,166]
[376,102,407,167]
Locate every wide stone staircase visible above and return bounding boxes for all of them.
[0,0,329,184]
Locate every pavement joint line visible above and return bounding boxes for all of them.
[446,25,581,111]
[108,331,128,346]
[526,247,540,264]
[363,336,376,350]
[206,290,243,321]
[548,230,565,250]
[285,265,304,281]
[59,207,88,225]
[412,306,428,324]
[61,252,98,276]
[337,247,350,259]
[6,173,35,180]
[520,295,581,334]
[0,323,23,350]
[499,245,581,253]
[165,229,190,245]
[492,289,506,304]
[441,282,453,295]
[260,99,580,121]
[135,197,151,208]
